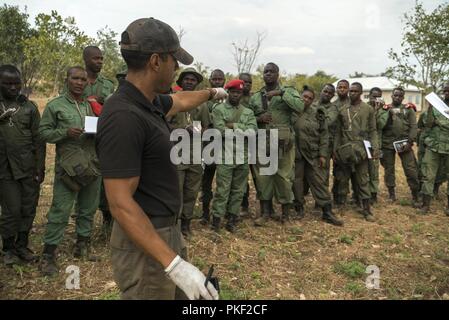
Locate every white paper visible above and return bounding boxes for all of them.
[84,116,98,134]
[363,140,372,159]
[425,92,449,120]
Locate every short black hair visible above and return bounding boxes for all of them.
[302,85,315,98]
[351,82,363,92]
[369,87,382,95]
[323,83,335,91]
[337,79,349,86]
[239,72,252,79]
[121,49,167,71]
[392,87,405,94]
[210,69,224,77]
[265,62,279,73]
[0,64,21,78]
[66,66,86,78]
[83,45,102,60]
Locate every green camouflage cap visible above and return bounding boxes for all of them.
[176,67,203,86]
[120,18,193,65]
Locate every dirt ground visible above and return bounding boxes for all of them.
[0,100,448,300]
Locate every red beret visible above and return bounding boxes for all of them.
[225,79,244,90]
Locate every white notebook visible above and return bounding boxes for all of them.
[84,116,98,134]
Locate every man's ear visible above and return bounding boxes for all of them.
[147,53,161,72]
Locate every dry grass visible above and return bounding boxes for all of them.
[0,102,448,300]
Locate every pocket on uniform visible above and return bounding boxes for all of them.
[110,222,138,251]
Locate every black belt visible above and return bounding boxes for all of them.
[150,215,177,229]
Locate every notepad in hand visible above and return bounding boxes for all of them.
[84,116,98,134]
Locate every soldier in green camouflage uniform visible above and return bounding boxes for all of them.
[418,83,449,215]
[200,69,225,225]
[0,65,46,265]
[250,63,304,225]
[332,80,351,205]
[238,73,255,216]
[39,67,101,276]
[313,84,338,195]
[366,87,383,203]
[417,112,447,198]
[377,88,419,205]
[168,68,210,239]
[210,79,257,233]
[293,87,343,226]
[82,46,115,235]
[334,82,379,222]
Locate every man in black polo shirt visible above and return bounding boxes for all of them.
[96,18,226,300]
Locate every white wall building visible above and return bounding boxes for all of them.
[333,77,423,111]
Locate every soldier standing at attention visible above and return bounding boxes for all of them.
[200,69,225,225]
[82,46,115,236]
[334,82,379,222]
[293,86,343,226]
[238,72,255,217]
[168,68,210,239]
[250,62,304,225]
[377,87,419,206]
[418,83,449,215]
[333,79,351,205]
[366,87,383,203]
[313,84,339,198]
[0,65,46,265]
[39,66,102,276]
[210,79,257,233]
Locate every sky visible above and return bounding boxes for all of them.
[10,0,447,78]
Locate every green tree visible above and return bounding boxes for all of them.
[23,11,91,95]
[93,26,123,84]
[0,5,37,95]
[387,2,449,92]
[0,4,32,65]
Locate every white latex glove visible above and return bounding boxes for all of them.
[165,255,219,300]
[211,88,228,101]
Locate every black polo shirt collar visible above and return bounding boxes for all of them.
[119,79,165,116]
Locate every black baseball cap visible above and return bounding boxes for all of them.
[120,18,193,65]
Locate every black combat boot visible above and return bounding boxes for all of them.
[269,199,282,221]
[181,218,192,239]
[350,193,362,208]
[225,215,237,233]
[419,195,431,214]
[15,232,35,262]
[294,203,305,220]
[322,204,344,226]
[74,236,90,259]
[211,216,221,233]
[254,200,271,226]
[200,206,210,226]
[362,199,376,222]
[388,187,396,202]
[40,244,58,276]
[411,189,420,208]
[281,204,291,223]
[2,236,20,266]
